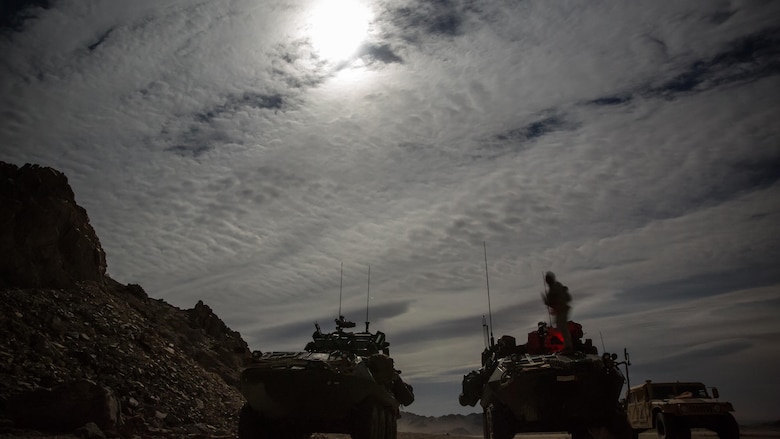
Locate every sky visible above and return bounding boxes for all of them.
[2,0,779,422]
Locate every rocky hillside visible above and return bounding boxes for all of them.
[0,162,251,438]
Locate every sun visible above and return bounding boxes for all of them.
[307,0,372,63]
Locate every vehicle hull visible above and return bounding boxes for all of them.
[238,319,413,439]
[480,353,627,433]
[240,353,397,422]
[241,368,371,419]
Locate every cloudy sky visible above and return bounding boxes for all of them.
[2,0,779,421]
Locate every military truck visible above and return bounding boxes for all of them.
[624,380,739,439]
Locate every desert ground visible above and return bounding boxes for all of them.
[313,427,780,439]
[2,426,779,439]
[383,430,780,439]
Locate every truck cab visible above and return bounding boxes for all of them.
[624,380,739,439]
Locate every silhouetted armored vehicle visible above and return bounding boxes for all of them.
[624,380,739,439]
[238,316,414,439]
[459,320,632,439]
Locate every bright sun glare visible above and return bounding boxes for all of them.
[307,0,372,63]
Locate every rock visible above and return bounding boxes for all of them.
[5,379,120,433]
[0,162,106,288]
[75,422,106,439]
[0,418,13,433]
[187,300,251,386]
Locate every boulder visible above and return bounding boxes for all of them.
[5,379,120,434]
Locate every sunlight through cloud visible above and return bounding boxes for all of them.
[307,0,372,63]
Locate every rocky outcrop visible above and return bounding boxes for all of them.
[0,162,106,289]
[0,162,252,438]
[188,300,249,386]
[0,280,251,438]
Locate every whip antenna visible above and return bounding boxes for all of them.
[483,241,495,347]
[600,331,606,353]
[338,261,343,318]
[482,315,489,349]
[365,265,371,333]
[543,272,551,326]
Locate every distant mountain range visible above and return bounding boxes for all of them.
[398,411,483,436]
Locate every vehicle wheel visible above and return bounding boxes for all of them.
[384,407,397,439]
[608,406,634,439]
[238,403,266,439]
[368,403,384,439]
[570,428,590,439]
[353,402,385,439]
[656,412,685,439]
[484,403,514,439]
[715,413,740,439]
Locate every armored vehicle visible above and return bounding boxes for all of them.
[238,316,414,439]
[624,380,739,439]
[459,321,632,439]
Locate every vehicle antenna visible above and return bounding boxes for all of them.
[599,331,606,354]
[483,241,495,348]
[365,265,371,333]
[623,348,631,397]
[482,315,489,349]
[338,261,343,319]
[542,272,552,326]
